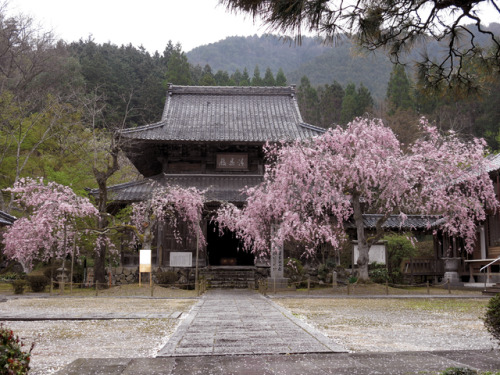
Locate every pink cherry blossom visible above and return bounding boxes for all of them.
[216,117,499,280]
[3,178,98,270]
[130,184,205,248]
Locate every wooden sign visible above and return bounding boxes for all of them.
[216,154,248,170]
[139,249,152,272]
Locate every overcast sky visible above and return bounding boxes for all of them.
[6,0,500,54]
[6,0,266,53]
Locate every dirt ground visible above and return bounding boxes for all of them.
[275,298,499,353]
[1,292,498,374]
[1,297,196,374]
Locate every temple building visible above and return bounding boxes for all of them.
[110,84,324,274]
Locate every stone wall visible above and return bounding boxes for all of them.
[105,267,139,285]
[105,266,194,286]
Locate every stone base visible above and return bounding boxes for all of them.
[443,271,461,285]
[267,277,290,291]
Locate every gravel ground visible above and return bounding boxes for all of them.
[275,298,500,353]
[0,297,196,374]
[2,295,499,374]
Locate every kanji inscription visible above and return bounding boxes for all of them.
[216,154,248,170]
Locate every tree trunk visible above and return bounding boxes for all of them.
[93,177,110,284]
[94,239,107,286]
[353,193,370,281]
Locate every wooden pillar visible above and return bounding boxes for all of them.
[157,220,164,267]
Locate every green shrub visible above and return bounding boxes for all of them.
[0,273,21,282]
[385,234,416,277]
[348,276,358,284]
[325,257,337,269]
[369,267,389,283]
[156,271,178,285]
[26,275,50,293]
[43,264,58,281]
[0,325,33,374]
[483,294,500,344]
[11,280,27,295]
[440,367,477,375]
[284,258,304,282]
[318,263,329,281]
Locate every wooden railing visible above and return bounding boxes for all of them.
[401,258,444,277]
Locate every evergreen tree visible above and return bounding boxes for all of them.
[161,41,176,66]
[263,67,276,86]
[70,39,165,127]
[340,83,358,125]
[386,65,413,114]
[356,84,374,116]
[165,48,192,85]
[251,65,263,86]
[241,68,251,86]
[297,75,320,125]
[231,69,243,86]
[275,68,287,86]
[215,70,231,86]
[190,64,203,85]
[199,64,216,86]
[318,81,344,127]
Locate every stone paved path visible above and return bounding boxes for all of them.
[157,289,346,357]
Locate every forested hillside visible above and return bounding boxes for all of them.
[187,35,392,99]
[187,34,330,78]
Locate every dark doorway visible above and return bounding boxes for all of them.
[207,222,254,266]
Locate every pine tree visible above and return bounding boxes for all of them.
[231,69,243,86]
[275,68,287,86]
[263,67,276,86]
[251,65,263,86]
[199,64,216,86]
[340,83,358,125]
[386,65,413,114]
[215,70,231,86]
[165,49,192,85]
[241,68,251,86]
[297,76,320,125]
[356,84,374,116]
[318,81,344,127]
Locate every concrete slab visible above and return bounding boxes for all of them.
[433,349,500,371]
[56,351,500,375]
[121,358,176,375]
[54,358,131,375]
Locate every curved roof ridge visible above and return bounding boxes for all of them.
[300,122,326,133]
[120,120,166,134]
[167,84,295,96]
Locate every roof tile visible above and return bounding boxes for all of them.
[120,85,324,143]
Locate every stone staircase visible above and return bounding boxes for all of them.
[200,266,256,289]
[482,283,500,296]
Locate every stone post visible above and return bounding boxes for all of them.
[267,224,289,290]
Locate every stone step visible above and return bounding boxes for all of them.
[200,267,256,289]
[482,283,500,296]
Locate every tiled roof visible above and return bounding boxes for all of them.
[346,214,440,230]
[486,153,500,173]
[119,85,324,143]
[451,153,500,185]
[0,211,16,226]
[100,174,264,204]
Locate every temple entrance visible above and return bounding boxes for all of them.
[207,222,254,266]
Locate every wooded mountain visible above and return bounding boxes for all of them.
[186,35,393,99]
